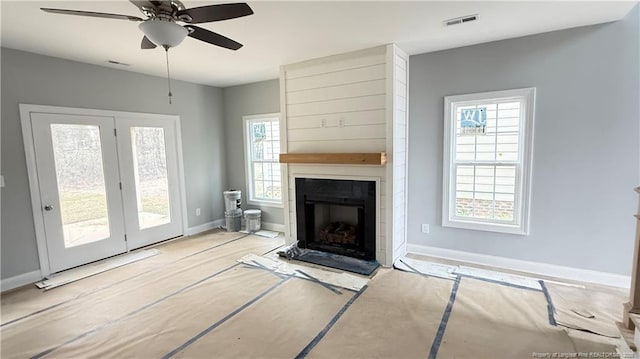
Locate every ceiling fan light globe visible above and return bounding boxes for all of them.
[139,20,188,48]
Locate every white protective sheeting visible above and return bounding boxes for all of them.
[238,253,369,291]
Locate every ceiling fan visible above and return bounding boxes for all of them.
[41,0,253,50]
[41,1,254,104]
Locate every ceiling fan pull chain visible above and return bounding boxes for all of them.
[164,46,173,104]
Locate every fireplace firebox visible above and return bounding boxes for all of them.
[295,178,375,260]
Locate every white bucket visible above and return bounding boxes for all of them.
[244,209,261,233]
[223,190,242,212]
[224,209,242,232]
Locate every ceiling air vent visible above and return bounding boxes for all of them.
[443,14,479,27]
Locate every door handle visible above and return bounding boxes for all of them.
[44,205,54,211]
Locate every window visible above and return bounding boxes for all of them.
[243,113,282,207]
[443,88,535,235]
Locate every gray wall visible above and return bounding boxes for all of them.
[222,80,283,225]
[407,6,640,275]
[1,48,227,279]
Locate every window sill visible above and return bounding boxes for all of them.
[246,199,284,209]
[443,218,529,235]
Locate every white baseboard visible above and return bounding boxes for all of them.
[184,219,224,236]
[1,270,42,292]
[261,222,285,232]
[185,219,284,236]
[407,243,631,288]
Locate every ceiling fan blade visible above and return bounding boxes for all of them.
[141,36,157,49]
[177,3,253,24]
[186,25,242,50]
[41,8,143,22]
[129,0,156,10]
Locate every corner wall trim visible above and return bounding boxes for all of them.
[1,270,42,292]
[407,243,631,288]
[185,219,225,236]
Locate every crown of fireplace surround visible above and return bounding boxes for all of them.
[279,44,409,266]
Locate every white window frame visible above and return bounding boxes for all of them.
[243,113,283,208]
[442,88,535,235]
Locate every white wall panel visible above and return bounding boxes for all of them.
[287,80,386,105]
[288,124,386,142]
[286,52,385,80]
[288,109,385,130]
[288,165,386,178]
[395,66,407,85]
[286,64,385,92]
[391,50,409,262]
[287,95,385,117]
[287,139,386,153]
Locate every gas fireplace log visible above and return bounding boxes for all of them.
[319,222,357,245]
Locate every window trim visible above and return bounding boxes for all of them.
[242,113,283,208]
[442,88,535,235]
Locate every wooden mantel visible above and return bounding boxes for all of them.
[279,152,387,165]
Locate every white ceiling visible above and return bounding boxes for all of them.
[1,1,636,87]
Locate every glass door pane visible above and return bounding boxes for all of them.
[116,117,182,250]
[50,124,110,247]
[131,127,171,229]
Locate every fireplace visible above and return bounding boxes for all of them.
[295,178,376,260]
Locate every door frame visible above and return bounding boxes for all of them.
[20,104,188,278]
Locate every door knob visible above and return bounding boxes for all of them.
[44,205,54,211]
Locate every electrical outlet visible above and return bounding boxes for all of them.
[196,208,201,216]
[421,224,430,234]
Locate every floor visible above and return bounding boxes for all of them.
[0,230,626,358]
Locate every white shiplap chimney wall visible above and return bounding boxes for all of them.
[279,44,408,266]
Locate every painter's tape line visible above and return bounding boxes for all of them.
[243,263,359,293]
[295,285,368,359]
[237,257,286,279]
[181,233,250,261]
[2,301,69,328]
[10,267,162,328]
[428,276,461,359]
[30,263,243,359]
[162,277,291,359]
[4,233,251,328]
[262,243,287,255]
[240,262,285,279]
[459,274,542,292]
[295,269,343,295]
[249,260,287,279]
[539,280,557,326]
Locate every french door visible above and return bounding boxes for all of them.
[116,117,182,250]
[31,113,127,272]
[23,106,184,274]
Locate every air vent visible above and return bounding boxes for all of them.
[107,60,130,66]
[443,14,479,27]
